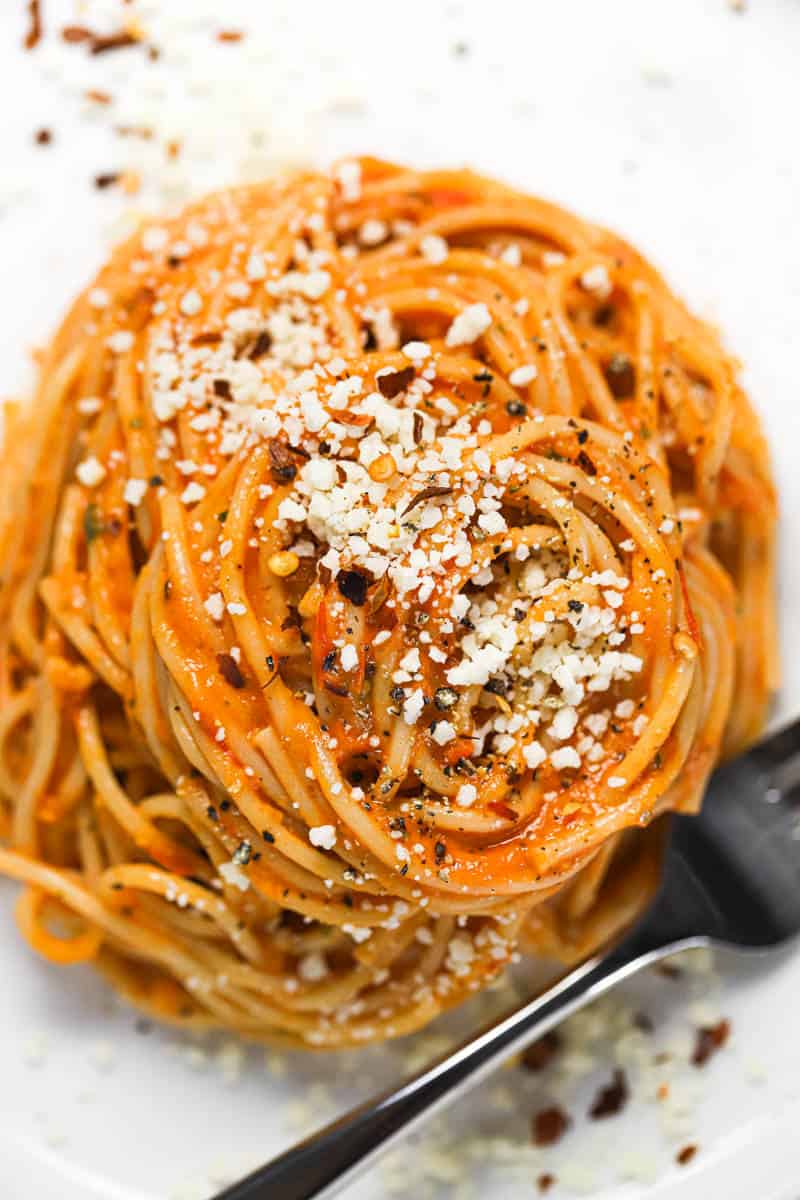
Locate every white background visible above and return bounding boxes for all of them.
[1,1,799,1198]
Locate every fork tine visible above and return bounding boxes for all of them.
[743,717,800,788]
[677,716,800,948]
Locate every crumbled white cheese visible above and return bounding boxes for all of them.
[550,705,578,741]
[550,746,582,770]
[335,159,361,201]
[180,481,206,505]
[297,952,328,982]
[123,478,148,507]
[508,364,537,386]
[580,264,613,299]
[358,219,388,246]
[106,330,134,354]
[445,302,492,347]
[402,689,426,725]
[179,289,203,316]
[340,645,359,672]
[398,647,421,673]
[204,593,225,622]
[219,861,250,891]
[76,457,106,487]
[499,243,522,267]
[522,741,547,770]
[432,721,456,745]
[402,341,431,361]
[419,234,448,264]
[309,825,337,850]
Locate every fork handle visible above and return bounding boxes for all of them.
[214,923,694,1200]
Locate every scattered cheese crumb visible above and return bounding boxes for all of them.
[445,302,492,347]
[204,593,225,622]
[509,364,537,386]
[580,263,613,299]
[219,861,250,891]
[309,825,337,850]
[76,457,106,487]
[420,234,448,264]
[179,289,203,316]
[123,478,148,507]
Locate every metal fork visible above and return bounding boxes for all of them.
[215,718,800,1200]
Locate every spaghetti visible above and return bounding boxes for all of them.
[0,159,777,1047]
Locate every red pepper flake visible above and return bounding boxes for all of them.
[532,1105,570,1147]
[237,329,273,360]
[537,1175,556,1194]
[267,438,298,484]
[521,1030,562,1072]
[61,21,145,54]
[217,29,245,42]
[377,365,415,398]
[588,1068,629,1118]
[34,128,52,146]
[24,0,43,49]
[692,1018,730,1067]
[400,484,453,517]
[366,575,389,617]
[217,653,246,689]
[576,448,596,476]
[94,172,121,190]
[280,608,302,632]
[90,30,141,55]
[337,570,369,607]
[62,24,92,43]
[676,1144,698,1166]
[86,89,113,105]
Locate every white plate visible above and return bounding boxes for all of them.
[2,1,800,1197]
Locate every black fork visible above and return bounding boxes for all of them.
[215,718,800,1200]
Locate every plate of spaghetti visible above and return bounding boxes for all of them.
[1,1,799,1198]
[0,153,778,1044]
